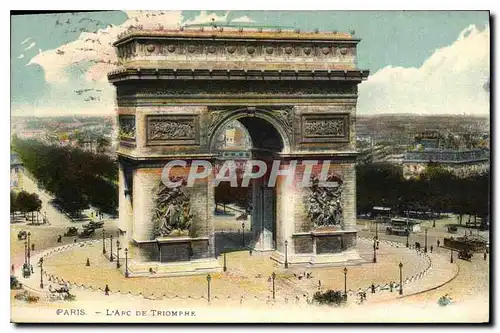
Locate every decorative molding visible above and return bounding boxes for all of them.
[116,81,358,98]
[118,115,136,141]
[300,113,350,143]
[146,115,200,146]
[270,107,293,138]
[115,39,357,63]
[207,110,227,140]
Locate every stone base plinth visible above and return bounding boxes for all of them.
[124,237,221,276]
[125,258,222,277]
[270,249,364,267]
[271,229,363,267]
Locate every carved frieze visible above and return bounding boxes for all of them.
[300,113,349,143]
[146,115,199,145]
[118,115,136,141]
[116,81,357,98]
[305,119,345,137]
[304,174,343,228]
[116,39,355,63]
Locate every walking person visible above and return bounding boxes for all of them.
[437,239,440,247]
[430,245,433,253]
[104,284,110,296]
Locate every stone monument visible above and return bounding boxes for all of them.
[108,26,369,275]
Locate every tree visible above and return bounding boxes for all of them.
[10,191,18,219]
[96,136,110,154]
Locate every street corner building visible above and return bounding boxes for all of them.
[107,26,369,275]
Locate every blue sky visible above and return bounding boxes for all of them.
[11,10,490,116]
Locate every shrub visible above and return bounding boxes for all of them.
[312,290,346,306]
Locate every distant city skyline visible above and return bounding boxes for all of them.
[11,10,490,117]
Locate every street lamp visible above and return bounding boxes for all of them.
[27,232,31,266]
[424,228,428,253]
[24,241,28,265]
[223,252,227,272]
[241,222,245,247]
[109,235,114,262]
[116,240,121,269]
[271,272,276,300]
[405,210,410,248]
[39,258,44,289]
[373,238,377,263]
[343,267,348,301]
[284,240,289,268]
[399,262,403,295]
[102,229,106,254]
[206,274,212,304]
[124,248,129,278]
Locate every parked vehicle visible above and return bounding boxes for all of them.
[64,227,78,237]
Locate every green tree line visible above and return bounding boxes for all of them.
[12,136,118,216]
[11,190,42,221]
[356,162,490,226]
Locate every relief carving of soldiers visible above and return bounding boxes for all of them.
[305,174,343,227]
[153,178,193,237]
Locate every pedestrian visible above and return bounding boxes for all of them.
[430,245,433,253]
[57,235,62,243]
[371,283,376,294]
[484,252,487,261]
[390,282,393,292]
[31,265,34,274]
[31,243,35,251]
[437,239,440,247]
[11,264,14,273]
[104,284,110,296]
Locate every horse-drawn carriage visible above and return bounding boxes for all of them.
[47,284,76,301]
[83,221,104,229]
[79,226,95,238]
[458,249,473,261]
[17,230,27,241]
[22,263,31,278]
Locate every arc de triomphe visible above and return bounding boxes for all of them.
[108,26,369,275]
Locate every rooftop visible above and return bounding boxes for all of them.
[114,26,357,46]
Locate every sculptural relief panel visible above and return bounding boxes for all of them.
[118,115,136,142]
[146,115,200,145]
[299,113,349,143]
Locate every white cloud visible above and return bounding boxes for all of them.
[20,11,249,116]
[24,42,36,51]
[182,11,229,26]
[17,54,24,59]
[358,25,490,116]
[231,16,255,23]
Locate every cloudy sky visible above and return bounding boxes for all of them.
[11,10,490,116]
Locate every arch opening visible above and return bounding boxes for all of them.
[211,109,286,254]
